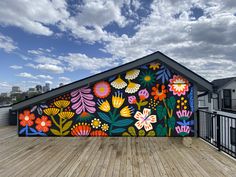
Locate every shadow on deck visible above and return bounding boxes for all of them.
[0,126,236,177]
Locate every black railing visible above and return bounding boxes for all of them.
[198,110,236,158]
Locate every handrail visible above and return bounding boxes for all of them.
[198,110,236,120]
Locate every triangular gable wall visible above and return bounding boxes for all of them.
[18,59,195,137]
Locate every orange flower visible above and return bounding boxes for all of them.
[90,130,108,137]
[151,84,167,101]
[71,123,91,136]
[19,110,35,127]
[35,116,51,132]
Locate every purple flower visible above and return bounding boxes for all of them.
[128,96,137,104]
[138,89,149,100]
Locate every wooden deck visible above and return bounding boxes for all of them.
[0,126,236,177]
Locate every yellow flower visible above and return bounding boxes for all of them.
[111,75,127,89]
[149,62,160,70]
[43,108,60,116]
[125,80,140,94]
[120,106,133,117]
[58,111,75,119]
[98,100,111,112]
[101,123,109,131]
[125,69,140,80]
[54,100,70,108]
[91,118,101,129]
[112,92,125,108]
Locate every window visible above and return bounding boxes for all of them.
[230,127,236,146]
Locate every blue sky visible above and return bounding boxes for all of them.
[0,0,236,92]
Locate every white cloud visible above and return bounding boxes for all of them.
[17,72,37,79]
[59,76,71,84]
[37,75,53,80]
[0,0,69,36]
[59,53,120,73]
[26,63,64,74]
[16,72,53,80]
[45,80,53,85]
[0,33,17,52]
[10,65,22,69]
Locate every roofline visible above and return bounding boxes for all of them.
[12,51,212,110]
[215,77,236,92]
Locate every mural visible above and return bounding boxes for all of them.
[18,60,194,137]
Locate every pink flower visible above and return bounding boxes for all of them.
[176,110,192,119]
[175,126,190,135]
[138,89,149,100]
[128,96,137,104]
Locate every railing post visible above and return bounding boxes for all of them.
[197,109,200,137]
[216,114,221,151]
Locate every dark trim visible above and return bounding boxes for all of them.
[12,51,213,110]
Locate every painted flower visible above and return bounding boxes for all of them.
[134,108,157,131]
[35,116,51,132]
[120,106,133,117]
[168,75,189,96]
[54,100,70,108]
[128,96,137,104]
[43,108,60,116]
[125,80,140,93]
[125,69,140,80]
[175,126,190,136]
[19,110,35,127]
[112,91,125,108]
[139,71,155,87]
[90,130,108,137]
[176,110,192,120]
[97,100,111,112]
[93,81,111,98]
[58,111,75,119]
[111,75,127,89]
[138,89,149,100]
[71,123,91,136]
[101,123,109,131]
[149,62,160,70]
[91,118,101,129]
[151,84,167,101]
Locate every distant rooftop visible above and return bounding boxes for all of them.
[212,77,236,90]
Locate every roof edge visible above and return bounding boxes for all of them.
[12,51,212,110]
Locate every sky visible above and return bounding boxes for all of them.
[0,0,236,93]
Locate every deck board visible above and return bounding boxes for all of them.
[0,126,236,177]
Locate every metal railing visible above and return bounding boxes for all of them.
[198,110,236,158]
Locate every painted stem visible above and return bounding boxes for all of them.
[50,116,60,127]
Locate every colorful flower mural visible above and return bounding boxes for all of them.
[18,60,194,137]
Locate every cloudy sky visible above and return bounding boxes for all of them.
[0,0,236,92]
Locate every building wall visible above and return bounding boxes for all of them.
[0,106,11,126]
[18,61,195,137]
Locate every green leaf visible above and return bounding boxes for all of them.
[111,128,126,134]
[50,128,61,135]
[156,124,167,136]
[140,101,148,106]
[113,119,133,127]
[98,112,112,123]
[138,129,145,137]
[63,131,70,136]
[167,96,176,110]
[62,120,72,131]
[128,126,136,136]
[122,132,131,137]
[168,116,176,129]
[146,130,155,137]
[156,105,167,120]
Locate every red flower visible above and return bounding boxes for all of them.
[90,130,108,137]
[151,84,167,101]
[35,116,52,132]
[19,110,35,127]
[71,123,91,136]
